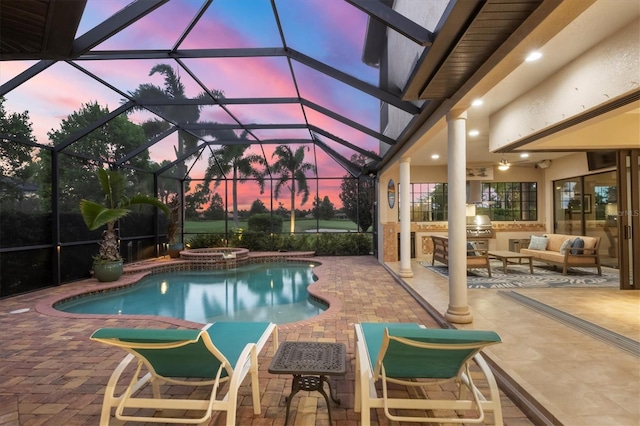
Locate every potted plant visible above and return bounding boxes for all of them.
[166,195,183,258]
[80,168,169,282]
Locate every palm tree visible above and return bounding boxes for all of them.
[204,130,264,228]
[128,64,224,183]
[270,145,317,233]
[128,64,224,240]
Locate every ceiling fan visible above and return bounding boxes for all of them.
[468,156,551,173]
[497,157,510,171]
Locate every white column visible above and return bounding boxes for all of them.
[445,110,473,323]
[399,157,413,277]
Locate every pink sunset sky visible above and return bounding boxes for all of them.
[1,0,382,210]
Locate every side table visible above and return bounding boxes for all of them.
[268,341,346,425]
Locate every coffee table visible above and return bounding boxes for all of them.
[268,341,346,425]
[488,250,534,274]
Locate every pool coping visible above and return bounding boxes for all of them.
[35,251,342,330]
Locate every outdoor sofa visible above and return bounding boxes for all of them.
[520,233,602,275]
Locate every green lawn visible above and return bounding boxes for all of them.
[184,218,358,234]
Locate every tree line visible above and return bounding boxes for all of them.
[0,65,374,233]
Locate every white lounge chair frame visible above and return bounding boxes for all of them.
[354,323,503,425]
[91,322,278,425]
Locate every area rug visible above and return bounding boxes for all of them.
[419,261,620,289]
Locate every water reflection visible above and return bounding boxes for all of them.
[57,263,322,324]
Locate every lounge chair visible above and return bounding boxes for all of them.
[90,321,278,425]
[354,322,503,424]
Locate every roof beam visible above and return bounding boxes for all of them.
[301,99,395,146]
[314,138,363,177]
[310,126,383,161]
[183,123,308,131]
[77,47,284,60]
[128,96,393,144]
[74,47,418,114]
[71,0,168,56]
[0,60,55,96]
[207,138,312,146]
[115,127,178,167]
[287,48,420,114]
[156,142,207,176]
[345,0,434,46]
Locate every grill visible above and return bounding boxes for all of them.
[466,215,494,239]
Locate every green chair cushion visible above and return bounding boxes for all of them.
[206,321,272,367]
[91,322,273,379]
[360,322,424,369]
[360,323,501,379]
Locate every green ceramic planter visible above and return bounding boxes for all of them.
[93,260,124,282]
[168,243,184,258]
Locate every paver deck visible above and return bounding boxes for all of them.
[1,255,533,425]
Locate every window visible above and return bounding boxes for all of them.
[407,182,537,221]
[409,183,448,221]
[478,182,537,221]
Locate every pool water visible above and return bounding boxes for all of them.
[56,262,325,324]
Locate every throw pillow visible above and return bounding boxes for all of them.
[467,242,477,256]
[570,237,585,255]
[560,239,573,255]
[528,235,548,251]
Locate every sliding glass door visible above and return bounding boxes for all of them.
[554,171,620,271]
[584,172,618,269]
[617,150,639,288]
[554,178,583,235]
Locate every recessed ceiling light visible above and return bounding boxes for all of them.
[525,51,542,62]
[431,154,440,160]
[471,99,483,107]
[468,129,480,137]
[520,153,529,158]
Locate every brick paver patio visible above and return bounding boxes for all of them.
[0,255,531,425]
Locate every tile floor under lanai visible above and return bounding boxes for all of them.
[0,254,636,425]
[386,260,640,426]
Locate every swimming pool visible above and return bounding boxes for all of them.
[56,262,325,324]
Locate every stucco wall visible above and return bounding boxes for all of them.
[490,18,640,150]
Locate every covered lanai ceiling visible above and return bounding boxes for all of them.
[1,0,560,181]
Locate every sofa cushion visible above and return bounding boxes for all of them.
[539,251,566,263]
[519,248,541,257]
[571,238,585,255]
[528,235,548,250]
[546,234,569,252]
[581,237,598,254]
[560,239,574,255]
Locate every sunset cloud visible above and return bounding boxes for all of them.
[3,0,383,208]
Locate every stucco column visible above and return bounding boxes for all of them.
[399,157,413,277]
[445,110,473,323]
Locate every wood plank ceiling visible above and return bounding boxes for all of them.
[0,0,86,60]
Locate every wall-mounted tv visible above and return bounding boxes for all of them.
[586,151,616,171]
